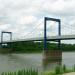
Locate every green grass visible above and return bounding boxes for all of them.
[41,64,75,75]
[1,69,38,75]
[1,65,75,75]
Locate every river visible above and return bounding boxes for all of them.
[0,52,74,73]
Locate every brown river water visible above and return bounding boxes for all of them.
[0,52,74,73]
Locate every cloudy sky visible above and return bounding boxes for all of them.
[0,0,75,43]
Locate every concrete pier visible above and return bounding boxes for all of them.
[43,50,62,70]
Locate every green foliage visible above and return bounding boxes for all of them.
[73,64,75,71]
[55,66,62,74]
[63,64,67,73]
[1,41,75,53]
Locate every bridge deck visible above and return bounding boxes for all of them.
[1,35,75,43]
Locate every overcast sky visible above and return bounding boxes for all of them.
[0,0,75,43]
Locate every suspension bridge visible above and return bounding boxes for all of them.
[1,17,75,50]
[1,17,75,65]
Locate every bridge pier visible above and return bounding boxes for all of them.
[43,50,62,71]
[43,50,62,64]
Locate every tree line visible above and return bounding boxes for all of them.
[1,41,75,53]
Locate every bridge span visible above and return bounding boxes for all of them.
[1,35,75,43]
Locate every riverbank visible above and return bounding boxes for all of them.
[1,65,75,75]
[0,48,42,54]
[0,47,75,54]
[1,42,75,53]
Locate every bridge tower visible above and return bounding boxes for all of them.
[43,17,62,69]
[1,31,12,47]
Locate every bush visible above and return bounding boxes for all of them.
[55,65,62,74]
[73,64,75,71]
[63,64,67,73]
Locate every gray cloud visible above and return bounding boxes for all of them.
[0,0,75,43]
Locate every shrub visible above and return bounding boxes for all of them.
[63,64,67,73]
[55,65,62,74]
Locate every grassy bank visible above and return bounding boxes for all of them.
[1,69,38,75]
[1,65,75,75]
[43,65,75,75]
